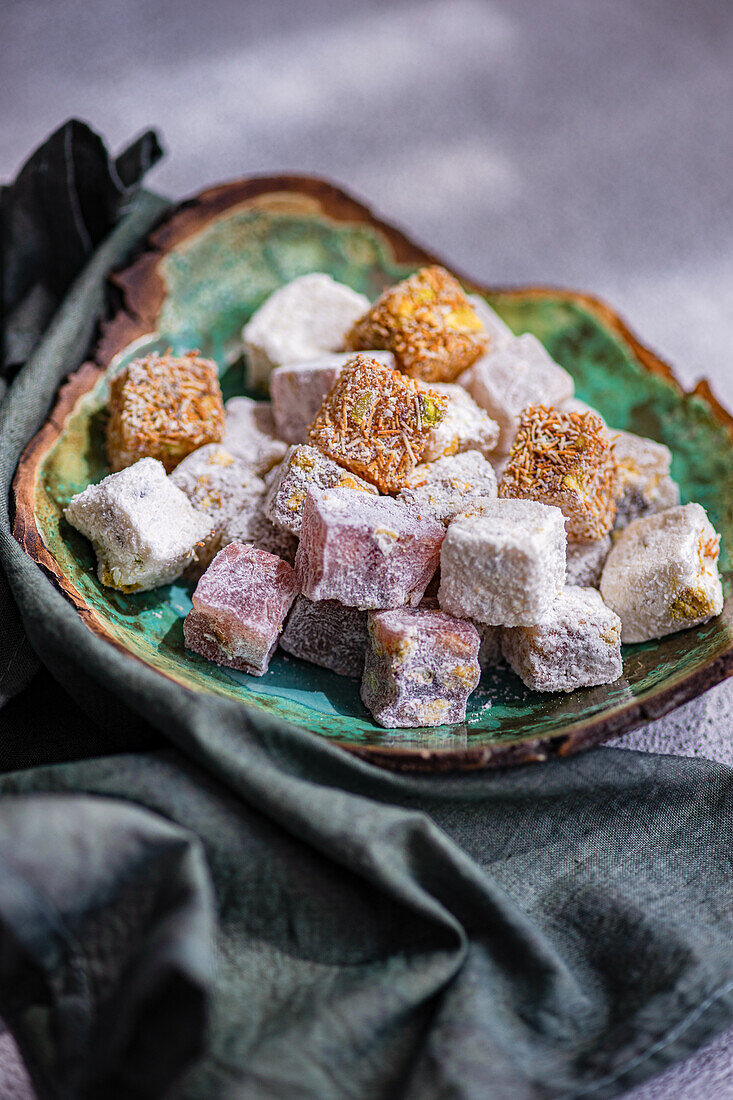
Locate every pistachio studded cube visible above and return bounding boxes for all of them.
[467,294,514,350]
[501,586,623,693]
[439,499,566,625]
[106,350,225,473]
[270,351,395,444]
[184,542,297,675]
[65,458,214,592]
[265,444,378,535]
[613,429,680,529]
[296,487,444,609]
[419,383,500,461]
[565,535,612,588]
[346,266,487,383]
[307,355,448,493]
[397,451,497,525]
[361,606,481,727]
[600,503,723,642]
[279,596,368,678]
[499,406,617,540]
[243,274,370,389]
[463,335,574,453]
[222,397,288,474]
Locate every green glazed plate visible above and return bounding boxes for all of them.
[13,177,733,770]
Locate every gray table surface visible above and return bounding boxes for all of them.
[2,0,733,1095]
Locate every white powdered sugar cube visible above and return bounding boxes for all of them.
[501,586,623,692]
[265,444,378,535]
[270,351,395,444]
[467,294,514,349]
[397,450,497,526]
[600,503,724,642]
[222,397,288,474]
[438,498,566,625]
[565,535,612,588]
[65,457,213,592]
[419,382,500,461]
[612,429,680,529]
[242,274,370,389]
[462,334,574,453]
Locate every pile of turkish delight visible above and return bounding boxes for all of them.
[65,266,724,728]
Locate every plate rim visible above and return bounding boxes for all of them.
[12,173,733,772]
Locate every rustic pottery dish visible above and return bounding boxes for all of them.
[13,177,733,770]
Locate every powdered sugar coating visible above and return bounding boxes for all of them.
[65,457,214,592]
[296,487,444,609]
[438,499,566,625]
[612,429,680,529]
[106,350,225,473]
[307,355,448,493]
[462,334,574,453]
[265,445,377,535]
[279,595,368,677]
[220,508,298,566]
[270,351,395,444]
[361,605,481,727]
[467,294,514,350]
[566,535,612,588]
[501,586,623,692]
[419,382,500,461]
[397,451,497,525]
[184,542,297,675]
[243,274,369,389]
[476,623,502,670]
[600,503,723,642]
[222,397,288,474]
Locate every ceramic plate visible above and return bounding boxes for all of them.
[13,177,733,770]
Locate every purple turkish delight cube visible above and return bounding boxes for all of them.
[279,595,368,677]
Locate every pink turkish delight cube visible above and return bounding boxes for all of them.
[295,487,444,609]
[279,595,368,677]
[184,542,297,675]
[361,606,481,727]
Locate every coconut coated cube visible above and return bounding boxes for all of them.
[565,535,612,588]
[397,451,497,526]
[600,503,723,642]
[438,499,566,625]
[463,335,574,453]
[106,350,225,473]
[361,605,481,727]
[613,430,680,529]
[270,351,395,444]
[295,487,444,609]
[499,405,617,540]
[501,586,623,692]
[346,266,487,383]
[243,274,369,390]
[419,383,500,461]
[265,444,378,535]
[279,595,368,677]
[65,457,214,592]
[222,397,288,474]
[307,355,448,492]
[184,542,297,675]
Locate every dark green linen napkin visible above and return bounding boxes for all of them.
[1,125,733,1100]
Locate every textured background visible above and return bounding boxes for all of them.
[2,0,733,1096]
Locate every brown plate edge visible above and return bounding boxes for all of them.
[12,173,733,772]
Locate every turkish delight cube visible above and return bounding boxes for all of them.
[270,351,396,444]
[565,535,612,588]
[106,350,225,473]
[279,595,368,677]
[295,487,444,609]
[476,623,502,670]
[346,266,487,383]
[501,586,623,693]
[222,397,288,474]
[438,499,566,625]
[397,451,497,526]
[419,382,500,461]
[467,294,514,350]
[184,542,297,675]
[499,405,617,540]
[65,457,214,592]
[264,444,378,536]
[361,606,481,727]
[242,274,369,389]
[561,397,607,426]
[600,503,723,642]
[220,508,298,566]
[307,355,448,492]
[613,429,680,529]
[462,334,574,453]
